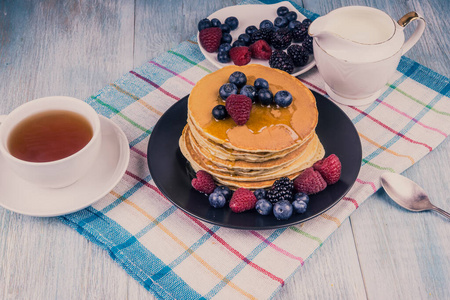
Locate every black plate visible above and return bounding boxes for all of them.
[147,91,362,230]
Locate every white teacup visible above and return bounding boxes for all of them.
[0,96,101,188]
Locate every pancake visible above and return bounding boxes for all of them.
[188,64,318,152]
[179,64,325,190]
[179,126,325,189]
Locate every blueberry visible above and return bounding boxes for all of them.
[221,32,232,44]
[225,16,239,30]
[211,18,221,27]
[219,83,238,100]
[232,40,246,48]
[254,188,267,200]
[293,192,309,204]
[214,186,232,201]
[288,20,301,31]
[273,200,293,220]
[259,19,273,29]
[212,105,227,120]
[302,18,312,27]
[238,33,251,46]
[220,23,231,33]
[254,78,269,90]
[257,88,273,105]
[209,192,226,208]
[274,90,293,107]
[198,18,211,31]
[228,71,247,88]
[292,199,307,214]
[239,85,256,102]
[286,11,298,22]
[277,6,289,16]
[274,16,288,28]
[218,43,231,53]
[217,51,231,63]
[245,25,258,36]
[256,199,273,216]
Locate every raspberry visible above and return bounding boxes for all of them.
[191,170,216,194]
[313,154,342,184]
[199,27,222,53]
[294,167,327,195]
[225,94,252,126]
[249,40,272,60]
[229,188,257,213]
[269,50,294,74]
[229,46,252,66]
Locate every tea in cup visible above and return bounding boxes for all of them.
[0,96,101,188]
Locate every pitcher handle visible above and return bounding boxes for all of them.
[398,12,426,55]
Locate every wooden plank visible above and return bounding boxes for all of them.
[303,0,450,299]
[0,0,136,299]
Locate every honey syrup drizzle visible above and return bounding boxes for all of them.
[203,81,299,143]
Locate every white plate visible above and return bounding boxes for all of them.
[198,1,315,76]
[0,116,130,217]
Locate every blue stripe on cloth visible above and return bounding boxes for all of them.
[362,81,450,165]
[202,228,287,299]
[60,208,202,300]
[130,128,154,148]
[151,225,221,282]
[135,206,178,239]
[398,56,450,96]
[110,206,178,258]
[352,61,420,124]
[74,174,153,233]
[101,174,153,213]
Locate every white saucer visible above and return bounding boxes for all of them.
[198,1,316,77]
[0,116,130,217]
[325,83,383,106]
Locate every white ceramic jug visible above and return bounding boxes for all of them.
[309,6,425,106]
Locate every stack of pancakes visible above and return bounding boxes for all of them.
[179,64,324,190]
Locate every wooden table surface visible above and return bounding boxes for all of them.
[1,1,449,299]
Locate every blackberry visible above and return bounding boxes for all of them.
[267,177,294,204]
[260,28,274,41]
[269,50,294,74]
[287,44,309,67]
[270,28,292,50]
[291,23,308,43]
[251,28,273,44]
[302,36,314,54]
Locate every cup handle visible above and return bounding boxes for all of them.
[0,115,7,125]
[398,12,426,55]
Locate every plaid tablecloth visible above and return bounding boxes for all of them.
[60,0,450,299]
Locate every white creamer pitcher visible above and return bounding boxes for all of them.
[309,6,425,106]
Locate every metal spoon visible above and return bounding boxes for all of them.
[380,172,450,220]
